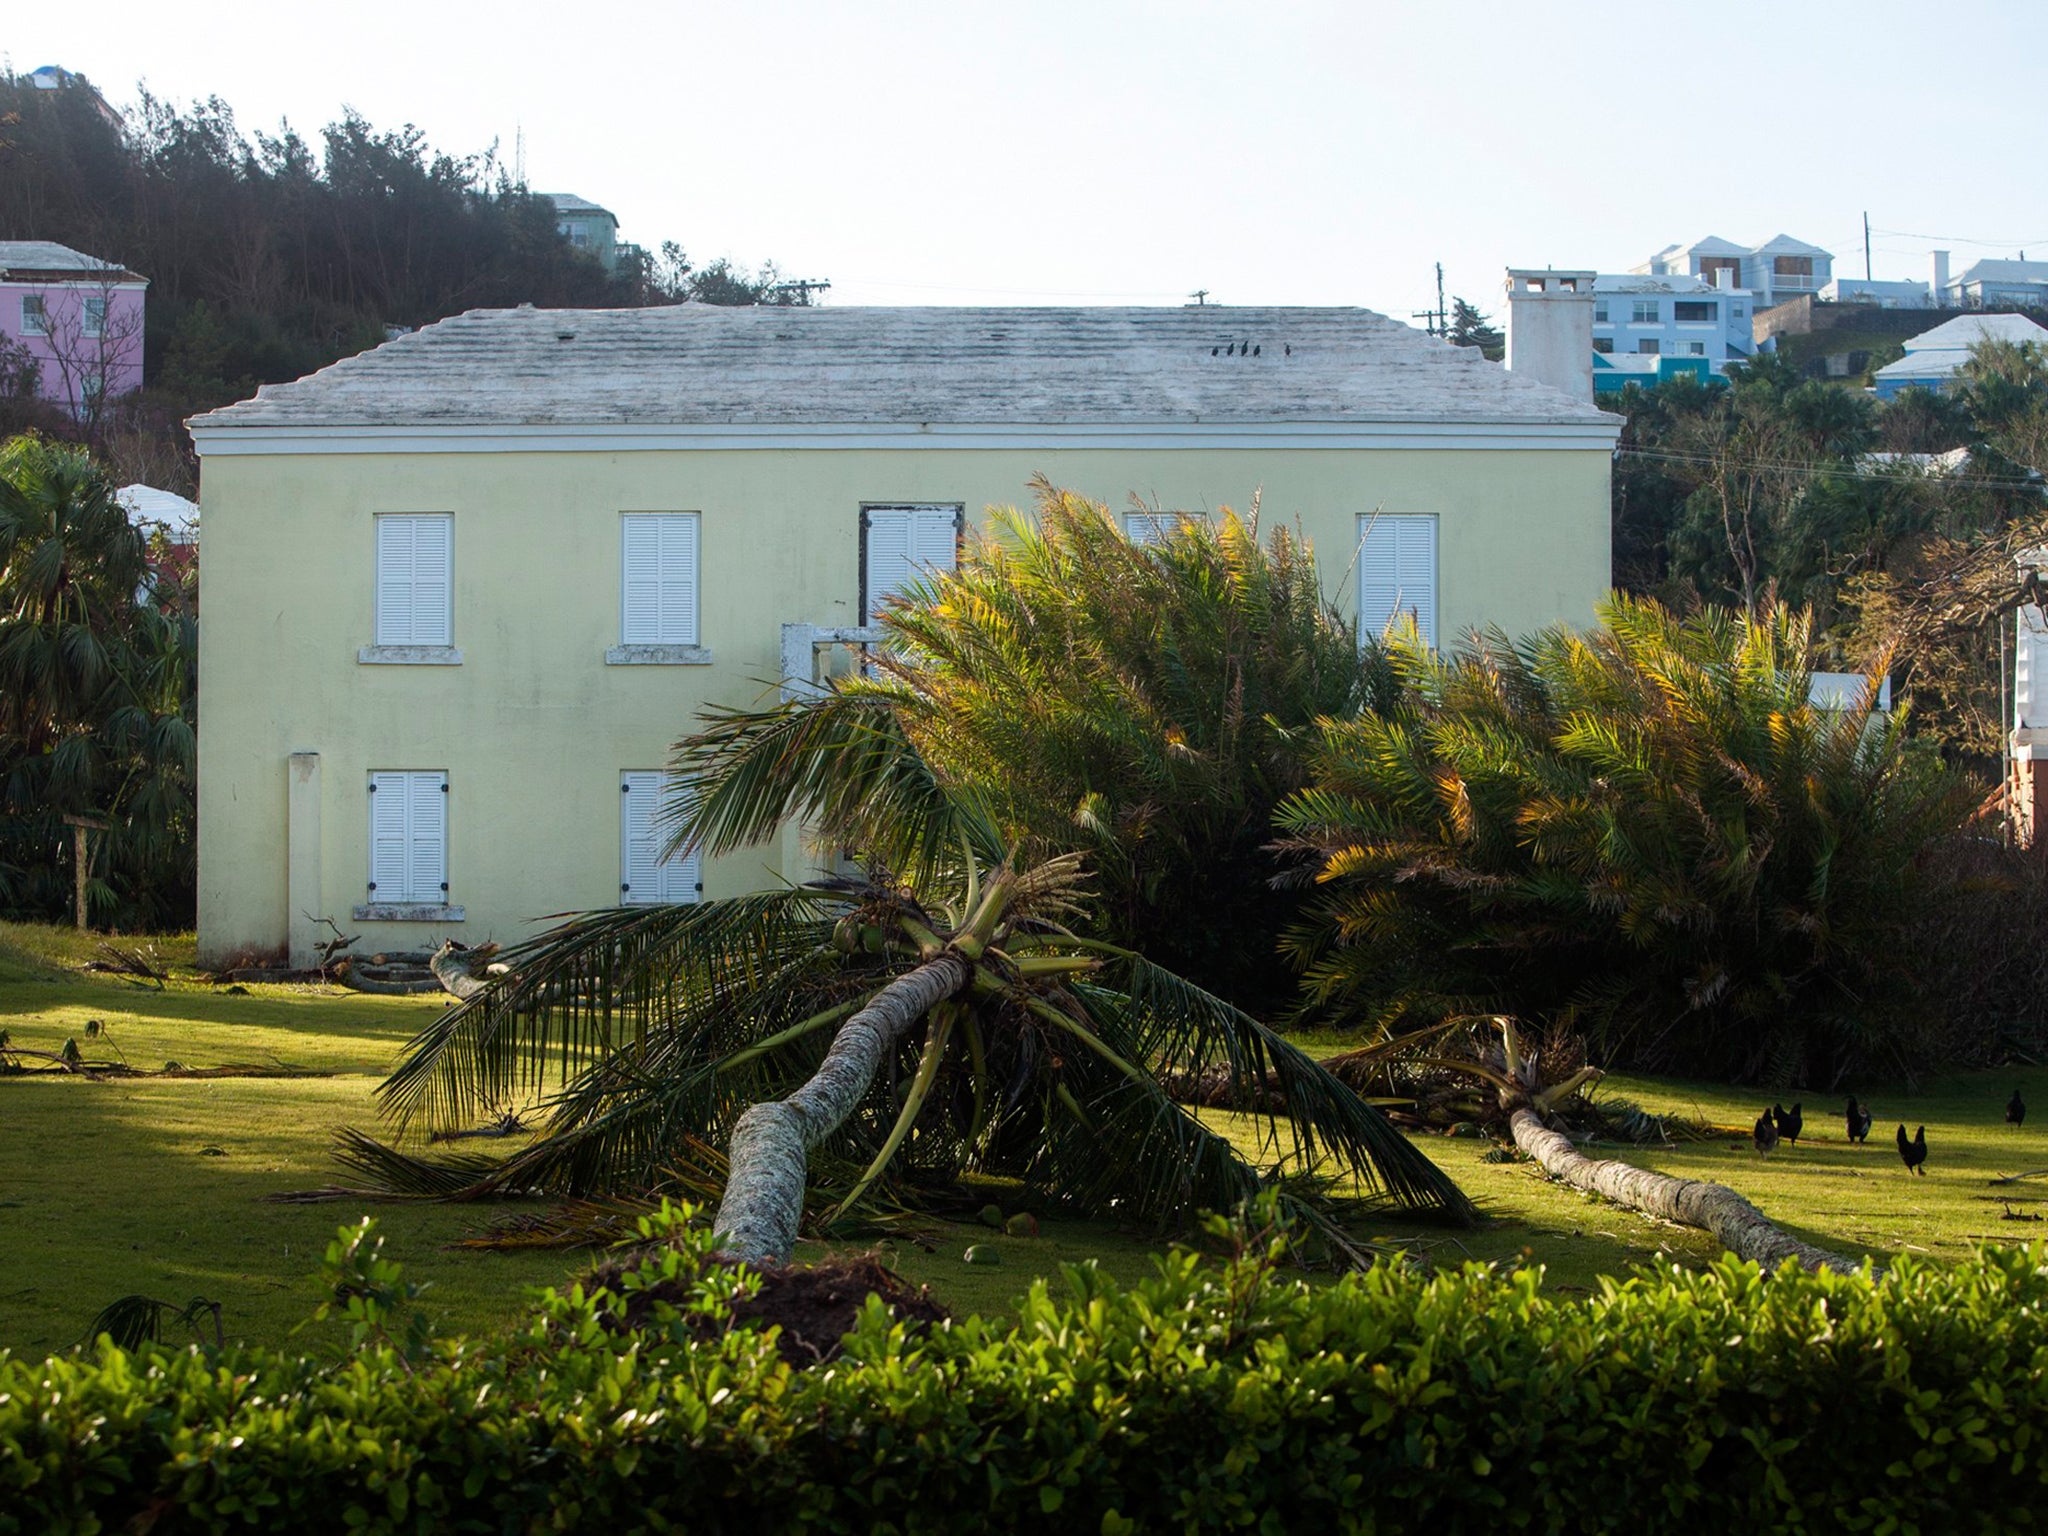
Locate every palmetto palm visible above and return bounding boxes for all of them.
[1276,596,1971,1084]
[0,436,195,924]
[373,655,1468,1263]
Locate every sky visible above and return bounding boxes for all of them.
[9,0,2048,320]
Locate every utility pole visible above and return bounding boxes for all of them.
[770,277,833,304]
[1864,211,1872,281]
[1411,261,1448,337]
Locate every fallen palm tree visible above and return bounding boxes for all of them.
[1476,1020,1865,1276]
[327,688,1473,1260]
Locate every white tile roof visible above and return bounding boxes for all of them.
[191,304,1619,431]
[1596,273,1715,294]
[1901,312,2048,353]
[1955,259,2048,286]
[0,241,141,280]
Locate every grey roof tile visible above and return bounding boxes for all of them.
[191,304,1617,430]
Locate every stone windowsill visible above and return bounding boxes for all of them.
[352,902,466,923]
[359,645,464,665]
[605,644,715,666]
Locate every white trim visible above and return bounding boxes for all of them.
[352,902,466,923]
[190,418,1623,456]
[359,645,463,665]
[605,644,714,665]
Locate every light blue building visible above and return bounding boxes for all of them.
[1591,272,1753,384]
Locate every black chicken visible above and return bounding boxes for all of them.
[1774,1102,1803,1146]
[1896,1124,1928,1175]
[1753,1109,1781,1156]
[1844,1097,1872,1144]
[2009,1089,2027,1130]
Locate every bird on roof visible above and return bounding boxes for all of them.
[1773,1102,1803,1146]
[2008,1089,2027,1130]
[1844,1097,1872,1144]
[1753,1109,1780,1156]
[1897,1124,1928,1176]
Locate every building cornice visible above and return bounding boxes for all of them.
[189,418,1623,456]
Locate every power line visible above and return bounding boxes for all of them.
[1872,227,2048,251]
[1616,444,2044,493]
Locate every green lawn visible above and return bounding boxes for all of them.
[2,921,2041,1354]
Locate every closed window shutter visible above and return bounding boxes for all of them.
[376,515,452,645]
[368,770,447,903]
[622,514,700,645]
[659,515,699,645]
[368,773,411,899]
[408,772,448,902]
[1357,516,1436,648]
[863,508,912,623]
[621,772,701,904]
[909,506,958,580]
[863,506,957,621]
[1125,513,1177,547]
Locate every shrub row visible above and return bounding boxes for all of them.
[4,1219,2047,1534]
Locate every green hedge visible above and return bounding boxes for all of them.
[4,1216,2047,1534]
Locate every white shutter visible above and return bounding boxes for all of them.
[368,772,411,900]
[376,514,452,646]
[621,771,701,904]
[863,505,957,621]
[1125,512,1177,547]
[620,516,662,644]
[660,515,699,645]
[1357,515,1437,649]
[620,513,699,645]
[368,770,447,903]
[909,506,958,581]
[408,772,448,903]
[863,507,912,623]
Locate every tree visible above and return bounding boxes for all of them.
[0,435,195,926]
[851,480,1390,1012]
[1446,298,1503,362]
[358,692,1469,1264]
[1274,596,1972,1085]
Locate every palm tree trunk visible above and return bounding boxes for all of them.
[712,954,970,1266]
[1508,1108,1861,1275]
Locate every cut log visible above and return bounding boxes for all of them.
[430,939,506,1001]
[1509,1107,1863,1275]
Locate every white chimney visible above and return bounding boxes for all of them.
[1504,268,1596,401]
[1931,249,1950,305]
[1713,267,1732,291]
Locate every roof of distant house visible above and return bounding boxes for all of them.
[1753,233,1833,257]
[190,304,1621,435]
[1902,312,2048,352]
[1875,314,2048,383]
[543,193,617,220]
[117,485,199,542]
[1681,235,1750,259]
[1596,273,1719,295]
[0,241,147,284]
[1953,259,2048,286]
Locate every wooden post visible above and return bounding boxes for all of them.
[61,814,111,932]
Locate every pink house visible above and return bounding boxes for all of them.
[0,241,148,415]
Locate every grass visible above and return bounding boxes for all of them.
[2,921,2042,1351]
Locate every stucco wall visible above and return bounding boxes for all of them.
[0,280,146,408]
[195,444,1610,964]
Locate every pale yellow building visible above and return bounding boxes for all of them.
[189,304,1619,967]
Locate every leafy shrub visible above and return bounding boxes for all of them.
[5,1211,2048,1533]
[1276,595,1974,1083]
